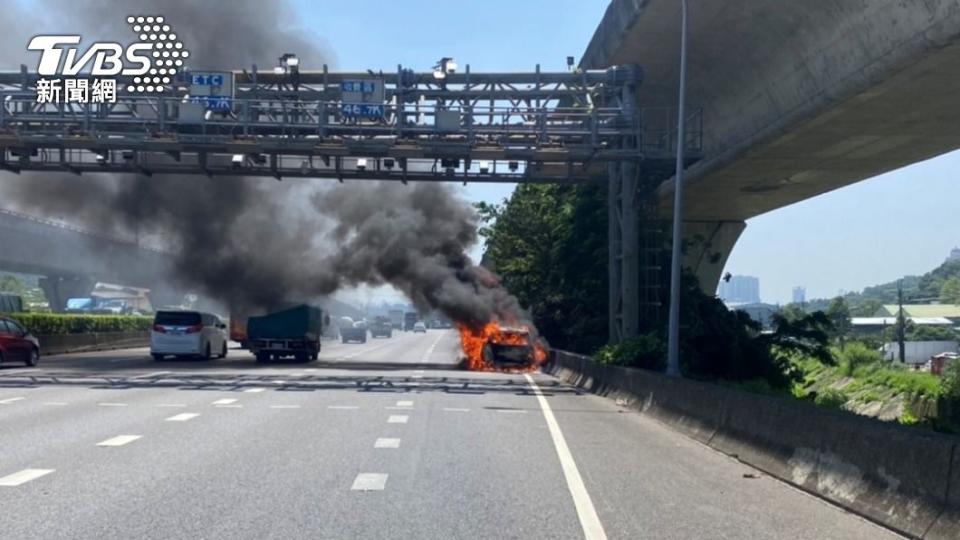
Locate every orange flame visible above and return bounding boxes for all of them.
[456,320,549,372]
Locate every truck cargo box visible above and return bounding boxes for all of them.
[248,304,323,341]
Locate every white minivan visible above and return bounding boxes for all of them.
[150,310,228,361]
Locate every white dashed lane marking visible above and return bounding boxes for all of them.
[211,398,237,405]
[375,438,401,449]
[396,400,413,407]
[351,473,388,491]
[0,397,25,404]
[98,403,128,407]
[157,403,187,408]
[243,388,266,393]
[443,407,470,412]
[328,405,359,410]
[42,402,68,406]
[96,435,142,447]
[165,413,200,422]
[0,469,54,487]
[387,415,409,424]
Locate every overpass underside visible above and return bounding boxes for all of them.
[582,0,960,341]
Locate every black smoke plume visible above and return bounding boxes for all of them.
[0,0,535,331]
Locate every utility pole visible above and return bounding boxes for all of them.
[666,0,688,378]
[897,279,906,363]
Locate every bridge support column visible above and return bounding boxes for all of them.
[680,220,747,294]
[39,275,96,312]
[608,162,641,344]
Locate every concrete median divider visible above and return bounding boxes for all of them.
[38,331,149,356]
[546,350,960,539]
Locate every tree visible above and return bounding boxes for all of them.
[478,183,608,353]
[941,276,960,305]
[826,296,852,349]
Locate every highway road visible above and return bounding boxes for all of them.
[0,329,899,539]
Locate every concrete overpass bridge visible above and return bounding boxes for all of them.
[586,0,960,302]
[0,208,178,310]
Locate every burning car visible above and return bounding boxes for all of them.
[458,321,548,372]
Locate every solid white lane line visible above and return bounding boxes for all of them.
[42,402,68,406]
[351,473,388,491]
[270,405,301,409]
[443,407,470,412]
[98,402,128,407]
[211,398,238,405]
[243,388,266,393]
[328,405,359,410]
[96,435,142,447]
[396,400,414,407]
[524,373,607,540]
[0,468,54,487]
[165,413,200,422]
[157,403,187,408]
[374,438,401,449]
[387,415,409,424]
[0,397,25,404]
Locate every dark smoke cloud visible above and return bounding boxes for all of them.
[0,0,536,332]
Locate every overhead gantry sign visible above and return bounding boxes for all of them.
[0,64,699,183]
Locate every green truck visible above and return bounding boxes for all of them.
[247,304,327,363]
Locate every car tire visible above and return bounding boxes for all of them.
[342,337,348,344]
[255,352,268,363]
[221,342,228,359]
[202,342,212,361]
[152,353,164,362]
[25,347,39,367]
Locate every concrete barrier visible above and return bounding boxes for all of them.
[546,350,960,539]
[37,331,149,356]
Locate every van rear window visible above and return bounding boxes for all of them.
[154,311,201,326]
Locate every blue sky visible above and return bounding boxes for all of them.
[287,0,960,304]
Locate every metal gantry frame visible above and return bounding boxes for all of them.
[0,62,702,342]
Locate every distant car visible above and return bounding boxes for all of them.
[413,321,427,333]
[0,316,39,367]
[150,310,228,361]
[341,321,368,344]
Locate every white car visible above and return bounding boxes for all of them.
[150,310,228,361]
[413,321,427,333]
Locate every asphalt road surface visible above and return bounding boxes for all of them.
[0,329,900,539]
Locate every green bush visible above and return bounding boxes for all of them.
[3,313,152,335]
[594,332,666,371]
[814,388,848,410]
[837,342,883,376]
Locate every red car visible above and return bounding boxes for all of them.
[0,316,40,367]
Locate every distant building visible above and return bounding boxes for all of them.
[792,286,806,304]
[718,275,761,304]
[948,247,960,263]
[851,316,954,337]
[874,304,960,324]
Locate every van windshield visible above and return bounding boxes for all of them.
[154,311,201,326]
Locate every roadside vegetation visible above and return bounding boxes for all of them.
[478,183,960,432]
[0,312,152,334]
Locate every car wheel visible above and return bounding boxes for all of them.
[152,353,164,362]
[202,342,212,361]
[342,337,348,344]
[221,342,228,359]
[25,348,39,367]
[255,352,268,363]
